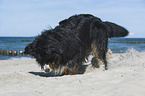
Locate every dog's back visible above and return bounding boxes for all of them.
[58,14,102,46]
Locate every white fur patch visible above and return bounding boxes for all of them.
[44,65,53,72]
[44,65,65,75]
[53,66,65,75]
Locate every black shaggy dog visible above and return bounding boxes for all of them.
[24,14,128,76]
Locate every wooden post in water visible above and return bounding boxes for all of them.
[14,50,18,56]
[19,51,23,56]
[8,50,12,56]
[24,53,28,56]
[0,50,31,56]
[3,50,7,56]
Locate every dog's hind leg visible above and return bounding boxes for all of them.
[91,41,108,70]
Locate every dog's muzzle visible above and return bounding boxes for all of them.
[43,61,55,72]
[43,61,67,75]
[43,61,77,76]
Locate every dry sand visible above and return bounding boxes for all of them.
[0,49,145,96]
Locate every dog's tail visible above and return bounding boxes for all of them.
[104,21,129,38]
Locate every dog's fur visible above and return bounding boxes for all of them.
[24,14,129,75]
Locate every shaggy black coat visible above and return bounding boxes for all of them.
[24,14,129,75]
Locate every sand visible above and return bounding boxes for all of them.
[0,49,145,96]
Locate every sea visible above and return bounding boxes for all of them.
[0,37,145,60]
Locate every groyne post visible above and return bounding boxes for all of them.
[8,50,12,56]
[24,54,28,56]
[14,50,18,56]
[3,50,7,56]
[19,51,23,56]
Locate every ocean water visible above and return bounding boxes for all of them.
[108,38,145,53]
[0,37,145,60]
[0,37,34,60]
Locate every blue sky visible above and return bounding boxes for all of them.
[0,0,145,37]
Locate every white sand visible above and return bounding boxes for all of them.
[0,49,145,96]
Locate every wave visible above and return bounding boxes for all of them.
[8,57,33,60]
[125,48,145,53]
[0,56,34,60]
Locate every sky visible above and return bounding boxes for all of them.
[0,0,145,38]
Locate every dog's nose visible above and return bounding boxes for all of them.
[45,68,50,72]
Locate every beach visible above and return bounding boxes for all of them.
[0,50,145,96]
